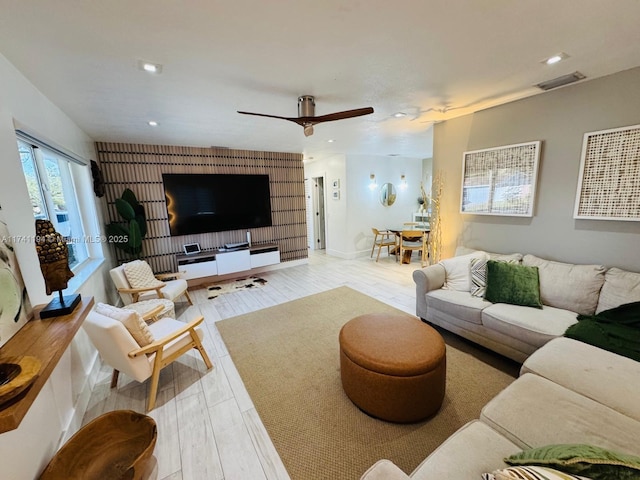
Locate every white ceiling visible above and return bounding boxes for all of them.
[1,1,640,161]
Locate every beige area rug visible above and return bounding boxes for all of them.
[206,275,267,299]
[217,286,518,480]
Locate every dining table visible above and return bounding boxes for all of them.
[386,224,430,264]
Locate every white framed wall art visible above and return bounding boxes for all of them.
[573,124,640,221]
[460,141,541,217]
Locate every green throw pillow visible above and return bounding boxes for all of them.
[484,260,542,308]
[506,444,640,480]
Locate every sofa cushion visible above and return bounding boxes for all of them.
[506,444,640,480]
[485,261,542,308]
[426,289,492,325]
[480,374,640,457]
[522,255,605,315]
[596,267,640,314]
[521,337,640,423]
[359,459,410,480]
[411,420,521,480]
[439,251,488,292]
[482,303,577,348]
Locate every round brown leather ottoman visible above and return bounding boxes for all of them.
[339,313,446,423]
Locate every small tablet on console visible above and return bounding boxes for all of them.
[183,243,201,255]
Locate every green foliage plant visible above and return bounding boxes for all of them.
[106,188,147,257]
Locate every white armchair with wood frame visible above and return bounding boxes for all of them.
[83,303,213,411]
[110,259,192,306]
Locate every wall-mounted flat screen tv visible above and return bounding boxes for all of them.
[162,173,272,236]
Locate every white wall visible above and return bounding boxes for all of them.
[0,52,112,479]
[433,66,640,270]
[305,153,426,258]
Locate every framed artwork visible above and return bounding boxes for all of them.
[0,212,33,348]
[460,141,541,217]
[574,124,640,221]
[332,179,340,189]
[332,190,340,200]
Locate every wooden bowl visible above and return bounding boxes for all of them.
[0,356,41,407]
[39,410,157,480]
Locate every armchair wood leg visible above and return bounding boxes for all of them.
[147,354,163,411]
[184,290,193,305]
[190,330,213,370]
[111,369,119,389]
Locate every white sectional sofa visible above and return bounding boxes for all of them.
[360,337,640,479]
[412,247,640,363]
[360,248,640,479]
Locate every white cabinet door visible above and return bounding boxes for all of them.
[181,260,217,280]
[216,250,251,275]
[250,250,280,269]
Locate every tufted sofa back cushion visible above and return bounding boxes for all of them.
[522,254,606,315]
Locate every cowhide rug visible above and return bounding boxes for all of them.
[206,276,267,299]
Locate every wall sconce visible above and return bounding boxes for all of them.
[368,174,377,190]
[400,174,407,190]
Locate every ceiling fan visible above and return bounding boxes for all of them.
[238,95,374,137]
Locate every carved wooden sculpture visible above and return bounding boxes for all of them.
[34,220,80,318]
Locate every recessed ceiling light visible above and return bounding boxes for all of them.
[393,112,407,118]
[542,52,569,65]
[139,61,163,74]
[327,139,334,143]
[148,121,159,126]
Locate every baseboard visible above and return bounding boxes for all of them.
[58,351,102,446]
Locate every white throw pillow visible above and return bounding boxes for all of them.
[95,302,155,347]
[123,260,164,289]
[522,254,606,315]
[439,251,488,292]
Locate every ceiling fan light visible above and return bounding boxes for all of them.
[304,125,314,137]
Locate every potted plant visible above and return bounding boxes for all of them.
[106,189,147,258]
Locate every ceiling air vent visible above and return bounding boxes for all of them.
[536,71,586,91]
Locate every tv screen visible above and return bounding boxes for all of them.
[162,173,272,236]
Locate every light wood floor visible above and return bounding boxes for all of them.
[82,250,421,480]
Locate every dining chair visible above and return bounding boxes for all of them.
[371,228,397,262]
[399,229,429,266]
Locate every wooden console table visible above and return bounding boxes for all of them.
[0,296,94,434]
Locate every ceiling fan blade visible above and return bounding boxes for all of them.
[237,111,297,122]
[238,100,373,136]
[310,107,374,124]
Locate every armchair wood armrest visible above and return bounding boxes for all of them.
[117,284,167,295]
[155,271,184,280]
[117,283,166,302]
[128,316,205,358]
[140,305,165,323]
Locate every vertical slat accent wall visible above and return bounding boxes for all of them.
[96,142,308,273]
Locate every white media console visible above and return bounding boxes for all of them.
[176,243,280,281]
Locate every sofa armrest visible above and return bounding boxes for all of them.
[360,459,411,480]
[413,264,446,319]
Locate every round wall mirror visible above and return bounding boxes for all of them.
[379,183,396,206]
